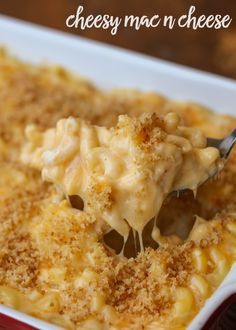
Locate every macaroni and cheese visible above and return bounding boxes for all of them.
[0,49,236,330]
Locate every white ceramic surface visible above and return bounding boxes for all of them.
[0,14,236,330]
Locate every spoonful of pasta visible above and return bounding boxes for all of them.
[20,112,235,258]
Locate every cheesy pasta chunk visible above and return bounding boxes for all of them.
[21,113,222,245]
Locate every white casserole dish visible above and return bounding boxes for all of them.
[0,14,236,330]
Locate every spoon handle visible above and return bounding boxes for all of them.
[207,129,236,159]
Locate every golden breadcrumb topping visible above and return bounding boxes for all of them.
[0,49,236,330]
